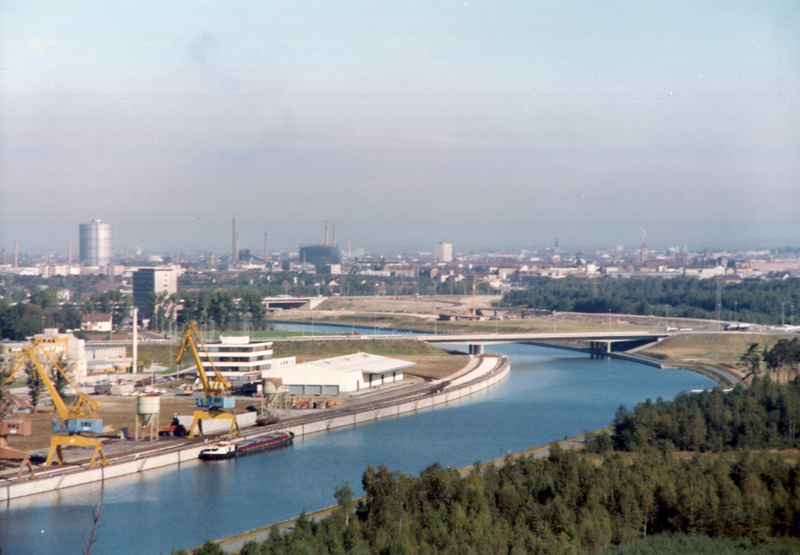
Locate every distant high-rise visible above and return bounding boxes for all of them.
[435,242,453,262]
[132,267,179,321]
[79,220,114,266]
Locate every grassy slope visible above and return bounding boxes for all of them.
[641,333,784,372]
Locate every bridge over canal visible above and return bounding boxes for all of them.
[416,331,671,355]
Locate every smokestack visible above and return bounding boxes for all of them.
[325,220,329,246]
[232,218,236,267]
[14,241,18,268]
[69,238,72,266]
[264,233,268,266]
[235,233,239,265]
[332,223,336,248]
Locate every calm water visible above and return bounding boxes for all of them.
[0,339,716,555]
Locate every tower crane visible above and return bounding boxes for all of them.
[471,276,491,315]
[7,338,107,468]
[175,322,241,438]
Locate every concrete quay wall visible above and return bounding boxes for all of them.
[282,355,509,439]
[1,356,509,503]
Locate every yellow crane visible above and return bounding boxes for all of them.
[7,338,107,468]
[0,380,36,481]
[471,276,491,315]
[175,322,240,438]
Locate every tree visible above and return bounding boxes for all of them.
[194,540,225,555]
[739,343,762,382]
[25,360,42,411]
[50,355,69,401]
[334,481,355,526]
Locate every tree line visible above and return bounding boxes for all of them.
[498,276,800,325]
[176,378,800,555]
[179,448,800,555]
[587,377,800,453]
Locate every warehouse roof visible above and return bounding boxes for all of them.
[298,352,415,375]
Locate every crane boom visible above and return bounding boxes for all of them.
[6,337,106,467]
[175,322,233,408]
[8,339,101,427]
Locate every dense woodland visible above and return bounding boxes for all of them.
[498,276,800,326]
[176,378,800,555]
[588,377,800,453]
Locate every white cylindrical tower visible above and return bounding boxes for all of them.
[79,220,114,266]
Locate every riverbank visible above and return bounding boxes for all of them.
[217,425,612,553]
[0,354,509,503]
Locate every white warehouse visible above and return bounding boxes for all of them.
[263,352,414,395]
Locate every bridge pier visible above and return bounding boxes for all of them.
[589,341,611,359]
[468,344,484,355]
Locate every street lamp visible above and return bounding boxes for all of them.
[782,303,785,326]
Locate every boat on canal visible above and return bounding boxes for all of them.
[199,431,294,460]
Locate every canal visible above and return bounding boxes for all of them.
[0,335,717,555]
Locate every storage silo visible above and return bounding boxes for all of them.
[135,395,161,441]
[79,219,114,266]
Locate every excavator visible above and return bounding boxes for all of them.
[7,338,107,468]
[175,322,241,438]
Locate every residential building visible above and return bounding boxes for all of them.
[132,266,179,321]
[435,242,453,262]
[81,313,113,333]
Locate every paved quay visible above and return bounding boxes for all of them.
[0,355,508,501]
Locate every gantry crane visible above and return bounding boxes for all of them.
[7,338,107,468]
[0,378,36,481]
[175,322,240,438]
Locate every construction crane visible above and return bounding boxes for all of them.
[7,338,107,468]
[471,276,491,315]
[175,322,240,438]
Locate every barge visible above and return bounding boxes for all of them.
[199,432,294,460]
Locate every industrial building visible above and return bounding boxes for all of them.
[299,245,341,269]
[79,220,114,267]
[132,266,179,321]
[262,352,414,395]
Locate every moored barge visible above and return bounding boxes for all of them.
[199,431,294,460]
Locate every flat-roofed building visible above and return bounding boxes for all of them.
[82,313,113,332]
[263,352,414,395]
[435,242,453,262]
[132,266,179,321]
[196,335,295,388]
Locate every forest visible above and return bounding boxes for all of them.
[177,378,800,555]
[589,376,800,453]
[498,276,800,326]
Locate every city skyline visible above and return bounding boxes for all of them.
[2,2,798,255]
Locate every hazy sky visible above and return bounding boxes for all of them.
[2,1,798,256]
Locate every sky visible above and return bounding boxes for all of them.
[1,1,799,257]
